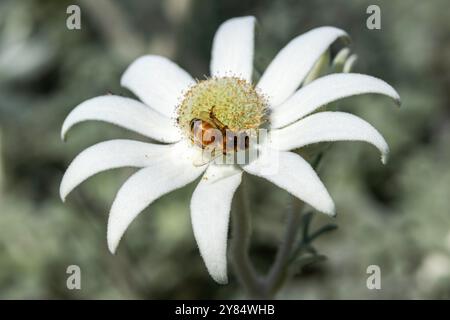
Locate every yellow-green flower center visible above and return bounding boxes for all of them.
[177,77,267,137]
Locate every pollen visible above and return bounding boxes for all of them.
[176,76,267,136]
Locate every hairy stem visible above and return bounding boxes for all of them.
[230,176,264,298]
[231,177,307,299]
[264,197,304,297]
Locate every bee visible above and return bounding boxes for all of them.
[190,107,250,164]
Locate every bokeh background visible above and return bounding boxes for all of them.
[0,0,449,299]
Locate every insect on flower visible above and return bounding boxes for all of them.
[190,106,250,159]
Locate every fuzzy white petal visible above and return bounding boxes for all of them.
[121,55,195,118]
[257,27,348,107]
[243,149,335,216]
[61,95,180,143]
[190,164,242,284]
[210,16,255,82]
[270,73,401,128]
[60,140,169,201]
[270,111,389,164]
[107,140,206,253]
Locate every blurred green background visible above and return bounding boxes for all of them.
[0,0,449,299]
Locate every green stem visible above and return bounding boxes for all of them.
[230,177,306,299]
[264,197,304,297]
[230,176,264,298]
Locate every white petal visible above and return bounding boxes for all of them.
[210,16,255,82]
[61,95,180,143]
[190,164,242,284]
[60,139,168,201]
[243,149,335,216]
[270,111,389,164]
[121,55,195,118]
[107,140,206,253]
[257,27,348,107]
[270,73,401,128]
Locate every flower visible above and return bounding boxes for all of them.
[60,16,400,284]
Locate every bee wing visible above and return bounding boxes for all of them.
[192,145,222,167]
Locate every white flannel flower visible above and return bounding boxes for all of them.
[60,16,400,284]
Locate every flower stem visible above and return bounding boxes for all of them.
[230,176,264,298]
[264,197,304,297]
[232,152,327,298]
[230,176,305,299]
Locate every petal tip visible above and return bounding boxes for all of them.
[61,123,69,141]
[107,213,125,255]
[212,274,228,285]
[239,15,256,21]
[381,153,389,165]
[107,235,118,255]
[327,205,337,217]
[245,16,256,24]
[224,15,255,24]
[387,85,401,107]
[59,184,67,203]
[119,71,129,88]
[320,196,336,217]
[381,147,390,165]
[107,220,120,255]
[317,199,336,217]
[120,55,163,89]
[323,26,350,41]
[108,245,117,255]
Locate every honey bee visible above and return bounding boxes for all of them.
[190,107,250,161]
